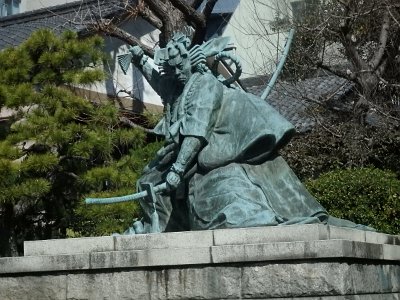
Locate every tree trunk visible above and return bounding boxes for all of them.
[0,204,19,257]
[159,3,187,46]
[357,72,379,102]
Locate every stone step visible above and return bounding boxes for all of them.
[23,224,400,257]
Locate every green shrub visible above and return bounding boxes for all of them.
[306,168,400,234]
[282,122,400,180]
[69,140,163,237]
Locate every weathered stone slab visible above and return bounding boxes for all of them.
[213,224,329,246]
[261,294,400,299]
[166,267,241,299]
[349,240,384,259]
[328,226,366,242]
[0,246,212,273]
[211,240,384,264]
[349,264,395,295]
[383,244,400,260]
[241,263,400,299]
[90,247,211,269]
[0,275,67,300]
[0,253,89,274]
[24,236,114,256]
[114,230,213,251]
[366,230,400,245]
[241,262,352,298]
[66,270,167,300]
[1,264,398,299]
[21,225,400,258]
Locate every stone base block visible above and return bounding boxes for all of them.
[0,224,399,299]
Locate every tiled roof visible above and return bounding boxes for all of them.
[245,75,353,132]
[0,0,131,50]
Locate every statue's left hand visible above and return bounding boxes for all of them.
[129,45,144,58]
[166,170,181,191]
[129,45,145,66]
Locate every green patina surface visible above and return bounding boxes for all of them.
[113,33,372,234]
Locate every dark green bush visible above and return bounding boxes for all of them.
[282,122,400,180]
[306,168,400,234]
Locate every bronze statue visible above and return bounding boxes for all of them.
[87,33,373,234]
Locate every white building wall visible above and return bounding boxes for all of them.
[93,0,298,109]
[221,0,294,78]
[1,0,21,16]
[20,0,75,12]
[96,19,163,109]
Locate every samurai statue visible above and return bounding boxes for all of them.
[113,33,372,234]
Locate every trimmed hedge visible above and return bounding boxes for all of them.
[306,168,400,234]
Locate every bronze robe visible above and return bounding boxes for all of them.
[140,72,370,232]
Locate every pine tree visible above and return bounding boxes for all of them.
[0,30,159,256]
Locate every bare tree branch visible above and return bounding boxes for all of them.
[170,0,205,28]
[137,0,163,29]
[90,21,155,56]
[143,0,178,45]
[316,62,352,81]
[191,0,218,43]
[190,0,204,10]
[370,10,390,71]
[387,3,400,26]
[337,2,369,72]
[119,116,154,134]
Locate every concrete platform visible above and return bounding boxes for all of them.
[0,224,399,299]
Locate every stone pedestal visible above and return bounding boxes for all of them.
[0,224,399,299]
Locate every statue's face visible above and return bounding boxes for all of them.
[163,47,192,85]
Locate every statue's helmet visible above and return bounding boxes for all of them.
[154,32,207,73]
[153,32,240,82]
[154,33,191,69]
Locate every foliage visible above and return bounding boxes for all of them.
[306,168,400,235]
[142,110,163,128]
[0,29,159,256]
[281,121,400,180]
[279,0,323,80]
[70,140,162,237]
[282,117,400,235]
[269,0,400,120]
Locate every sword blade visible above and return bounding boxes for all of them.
[85,182,167,205]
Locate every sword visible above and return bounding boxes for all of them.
[85,182,168,205]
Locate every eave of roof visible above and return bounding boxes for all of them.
[245,75,353,133]
[0,0,135,50]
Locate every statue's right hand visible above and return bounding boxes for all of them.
[129,45,144,61]
[157,143,178,158]
[166,170,181,191]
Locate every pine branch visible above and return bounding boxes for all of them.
[119,116,154,134]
